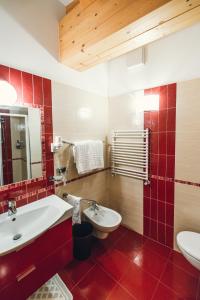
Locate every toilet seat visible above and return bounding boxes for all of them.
[177,231,200,262]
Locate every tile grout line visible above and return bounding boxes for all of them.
[156,253,199,299]
[150,251,172,300]
[71,263,97,290]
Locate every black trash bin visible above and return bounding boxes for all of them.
[72,222,93,260]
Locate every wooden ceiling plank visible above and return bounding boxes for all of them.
[60,0,134,42]
[82,0,200,59]
[61,0,200,67]
[59,0,200,70]
[73,5,200,70]
[65,0,80,14]
[60,0,170,57]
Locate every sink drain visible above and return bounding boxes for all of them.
[13,234,22,241]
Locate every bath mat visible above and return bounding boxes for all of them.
[28,274,73,300]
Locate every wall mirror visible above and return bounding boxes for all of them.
[0,105,42,186]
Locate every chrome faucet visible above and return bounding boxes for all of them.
[89,200,99,212]
[8,199,17,216]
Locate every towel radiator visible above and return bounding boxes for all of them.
[111,129,150,185]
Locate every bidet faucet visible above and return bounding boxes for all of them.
[90,200,99,212]
[8,199,17,216]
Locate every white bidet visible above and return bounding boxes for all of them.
[83,205,122,239]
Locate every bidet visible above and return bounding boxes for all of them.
[83,205,122,239]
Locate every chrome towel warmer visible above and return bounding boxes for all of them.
[111,129,150,185]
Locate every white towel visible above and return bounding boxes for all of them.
[73,140,104,174]
[66,194,81,224]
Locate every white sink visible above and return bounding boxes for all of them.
[0,195,73,256]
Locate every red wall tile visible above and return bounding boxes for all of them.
[144,83,176,249]
[33,75,43,106]
[22,72,33,104]
[43,78,52,107]
[10,68,22,104]
[167,84,176,108]
[0,65,9,81]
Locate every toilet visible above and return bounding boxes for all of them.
[83,205,122,239]
[177,231,200,271]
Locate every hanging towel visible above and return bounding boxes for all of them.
[73,140,104,174]
[66,194,81,224]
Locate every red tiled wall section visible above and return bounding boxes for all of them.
[0,64,54,212]
[143,84,176,248]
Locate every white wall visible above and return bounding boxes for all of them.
[108,22,200,97]
[0,0,108,97]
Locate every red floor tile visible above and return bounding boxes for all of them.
[119,263,158,300]
[196,282,200,300]
[113,230,146,260]
[58,269,75,291]
[61,258,95,285]
[144,238,172,259]
[59,228,199,300]
[77,264,116,300]
[99,225,128,248]
[97,248,131,281]
[132,247,168,279]
[107,284,135,300]
[92,226,127,258]
[92,239,110,259]
[71,286,88,300]
[169,251,200,278]
[152,282,184,300]
[160,261,199,299]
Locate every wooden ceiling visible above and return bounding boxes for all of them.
[59,0,200,71]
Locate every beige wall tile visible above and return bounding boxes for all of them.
[52,81,109,177]
[56,171,110,212]
[109,174,143,234]
[52,81,108,141]
[53,83,144,234]
[108,91,144,142]
[108,91,144,234]
[174,183,200,250]
[176,79,200,182]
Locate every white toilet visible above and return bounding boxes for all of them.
[177,231,200,271]
[83,205,122,239]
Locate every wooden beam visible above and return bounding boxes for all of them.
[59,0,200,70]
[60,0,170,55]
[65,0,79,14]
[79,0,94,8]
[77,5,200,70]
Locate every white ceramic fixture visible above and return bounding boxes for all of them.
[177,231,200,271]
[83,205,122,239]
[0,195,73,256]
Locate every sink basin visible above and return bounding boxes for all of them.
[0,195,73,256]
